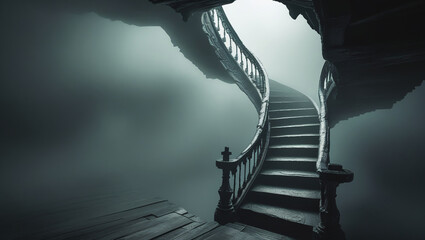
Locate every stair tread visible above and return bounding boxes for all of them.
[268,144,319,149]
[261,169,319,178]
[266,157,317,162]
[240,202,319,227]
[271,134,320,138]
[271,123,320,129]
[270,100,310,104]
[270,115,318,120]
[251,185,320,199]
[269,108,315,113]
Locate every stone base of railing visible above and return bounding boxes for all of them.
[214,205,236,225]
[313,164,353,240]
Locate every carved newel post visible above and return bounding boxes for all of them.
[214,147,236,224]
[313,164,353,240]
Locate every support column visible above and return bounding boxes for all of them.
[313,164,353,240]
[214,147,236,224]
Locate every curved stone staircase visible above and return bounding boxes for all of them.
[238,81,320,239]
[201,6,323,240]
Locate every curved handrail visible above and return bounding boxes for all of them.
[317,61,337,170]
[201,7,270,221]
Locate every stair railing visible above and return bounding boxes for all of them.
[201,7,270,224]
[314,61,353,239]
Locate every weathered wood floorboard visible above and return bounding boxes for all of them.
[12,196,285,240]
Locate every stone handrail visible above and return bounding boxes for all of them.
[317,61,336,170]
[201,7,270,224]
[314,61,354,239]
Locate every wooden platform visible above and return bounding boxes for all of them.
[9,193,292,240]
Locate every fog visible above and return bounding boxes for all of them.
[0,1,259,234]
[334,83,425,239]
[2,0,424,239]
[224,0,324,104]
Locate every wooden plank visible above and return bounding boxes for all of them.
[240,225,292,240]
[196,225,258,240]
[182,221,206,230]
[22,197,164,240]
[153,221,206,240]
[172,222,219,240]
[175,208,188,215]
[37,198,165,240]
[152,227,187,240]
[50,200,178,240]
[225,223,246,231]
[57,202,178,240]
[117,213,192,240]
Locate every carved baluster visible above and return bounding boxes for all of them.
[255,68,259,85]
[259,71,264,93]
[243,158,247,188]
[248,155,252,179]
[253,148,257,169]
[215,147,235,224]
[232,170,236,203]
[257,146,260,165]
[245,58,249,73]
[235,46,239,61]
[238,164,242,197]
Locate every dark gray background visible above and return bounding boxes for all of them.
[1,0,424,239]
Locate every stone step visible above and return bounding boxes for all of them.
[248,185,320,212]
[270,96,306,102]
[269,108,317,118]
[269,101,314,110]
[238,202,319,239]
[270,115,319,126]
[257,170,320,190]
[268,144,319,158]
[264,157,317,172]
[251,184,320,200]
[271,124,320,136]
[270,134,320,145]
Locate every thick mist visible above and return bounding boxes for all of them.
[2,0,424,239]
[224,0,324,104]
[0,1,258,232]
[333,83,425,239]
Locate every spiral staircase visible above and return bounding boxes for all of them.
[201,7,328,239]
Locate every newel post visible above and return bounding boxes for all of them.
[214,147,236,224]
[313,164,353,240]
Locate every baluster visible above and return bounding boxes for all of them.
[260,74,265,93]
[232,170,236,203]
[229,37,233,52]
[248,155,252,179]
[253,148,256,169]
[257,145,261,165]
[243,158,247,188]
[245,58,249,73]
[238,164,242,197]
[235,46,239,61]
[255,68,259,85]
[250,63,254,78]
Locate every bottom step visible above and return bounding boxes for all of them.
[238,202,319,240]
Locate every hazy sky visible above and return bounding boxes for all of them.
[224,0,324,104]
